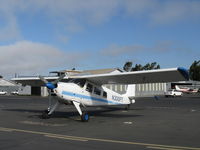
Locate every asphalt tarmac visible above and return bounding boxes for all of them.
[0,95,200,150]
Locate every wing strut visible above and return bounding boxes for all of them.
[72,101,89,122]
[73,101,82,115]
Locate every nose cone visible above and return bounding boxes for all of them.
[46,82,56,90]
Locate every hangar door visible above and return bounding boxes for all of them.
[31,87,41,96]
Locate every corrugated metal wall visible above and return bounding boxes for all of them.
[105,83,167,97]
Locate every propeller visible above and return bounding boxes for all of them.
[52,74,66,85]
[38,74,66,112]
[39,74,66,90]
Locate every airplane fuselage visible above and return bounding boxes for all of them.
[54,81,131,106]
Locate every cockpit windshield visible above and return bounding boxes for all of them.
[68,79,86,87]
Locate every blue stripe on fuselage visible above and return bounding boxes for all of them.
[61,91,122,105]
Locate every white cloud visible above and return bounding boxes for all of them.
[0,0,200,42]
[150,41,175,52]
[149,0,200,24]
[101,44,144,57]
[0,41,86,77]
[98,41,179,66]
[123,0,157,16]
[0,3,21,41]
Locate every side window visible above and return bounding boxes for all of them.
[86,83,93,93]
[94,87,101,96]
[69,79,86,88]
[78,79,86,88]
[103,91,107,98]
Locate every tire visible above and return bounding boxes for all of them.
[41,110,51,119]
[81,112,89,122]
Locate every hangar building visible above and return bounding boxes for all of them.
[12,68,199,97]
[0,77,31,95]
[0,77,19,94]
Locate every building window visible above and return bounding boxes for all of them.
[120,85,123,92]
[138,85,140,92]
[158,83,161,91]
[146,84,148,91]
[149,84,152,91]
[155,83,158,91]
[142,84,144,91]
[152,83,155,91]
[115,85,117,91]
[161,83,164,91]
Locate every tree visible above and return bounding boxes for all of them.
[143,63,151,70]
[125,62,160,71]
[189,60,200,81]
[131,64,143,71]
[149,62,160,69]
[123,61,133,72]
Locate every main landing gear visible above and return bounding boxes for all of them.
[41,100,90,122]
[73,101,89,122]
[81,112,89,122]
[41,108,90,122]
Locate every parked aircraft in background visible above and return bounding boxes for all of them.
[175,85,198,94]
[12,67,189,122]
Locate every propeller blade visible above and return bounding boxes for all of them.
[47,89,52,111]
[39,75,48,84]
[52,74,66,84]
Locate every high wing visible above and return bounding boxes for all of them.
[72,67,189,85]
[11,76,62,86]
[12,67,189,86]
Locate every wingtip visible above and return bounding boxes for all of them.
[177,67,189,81]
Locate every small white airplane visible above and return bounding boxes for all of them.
[12,67,189,122]
[175,85,198,94]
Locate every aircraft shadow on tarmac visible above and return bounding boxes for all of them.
[2,106,143,121]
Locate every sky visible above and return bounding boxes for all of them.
[0,0,200,78]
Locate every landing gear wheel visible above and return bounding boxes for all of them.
[41,110,51,119]
[81,112,89,122]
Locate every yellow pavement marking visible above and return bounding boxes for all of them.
[147,146,184,150]
[0,128,14,132]
[45,135,88,142]
[0,127,200,150]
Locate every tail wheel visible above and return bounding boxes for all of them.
[125,104,130,110]
[81,112,89,122]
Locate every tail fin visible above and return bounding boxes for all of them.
[124,84,135,98]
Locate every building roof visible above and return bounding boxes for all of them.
[0,78,18,86]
